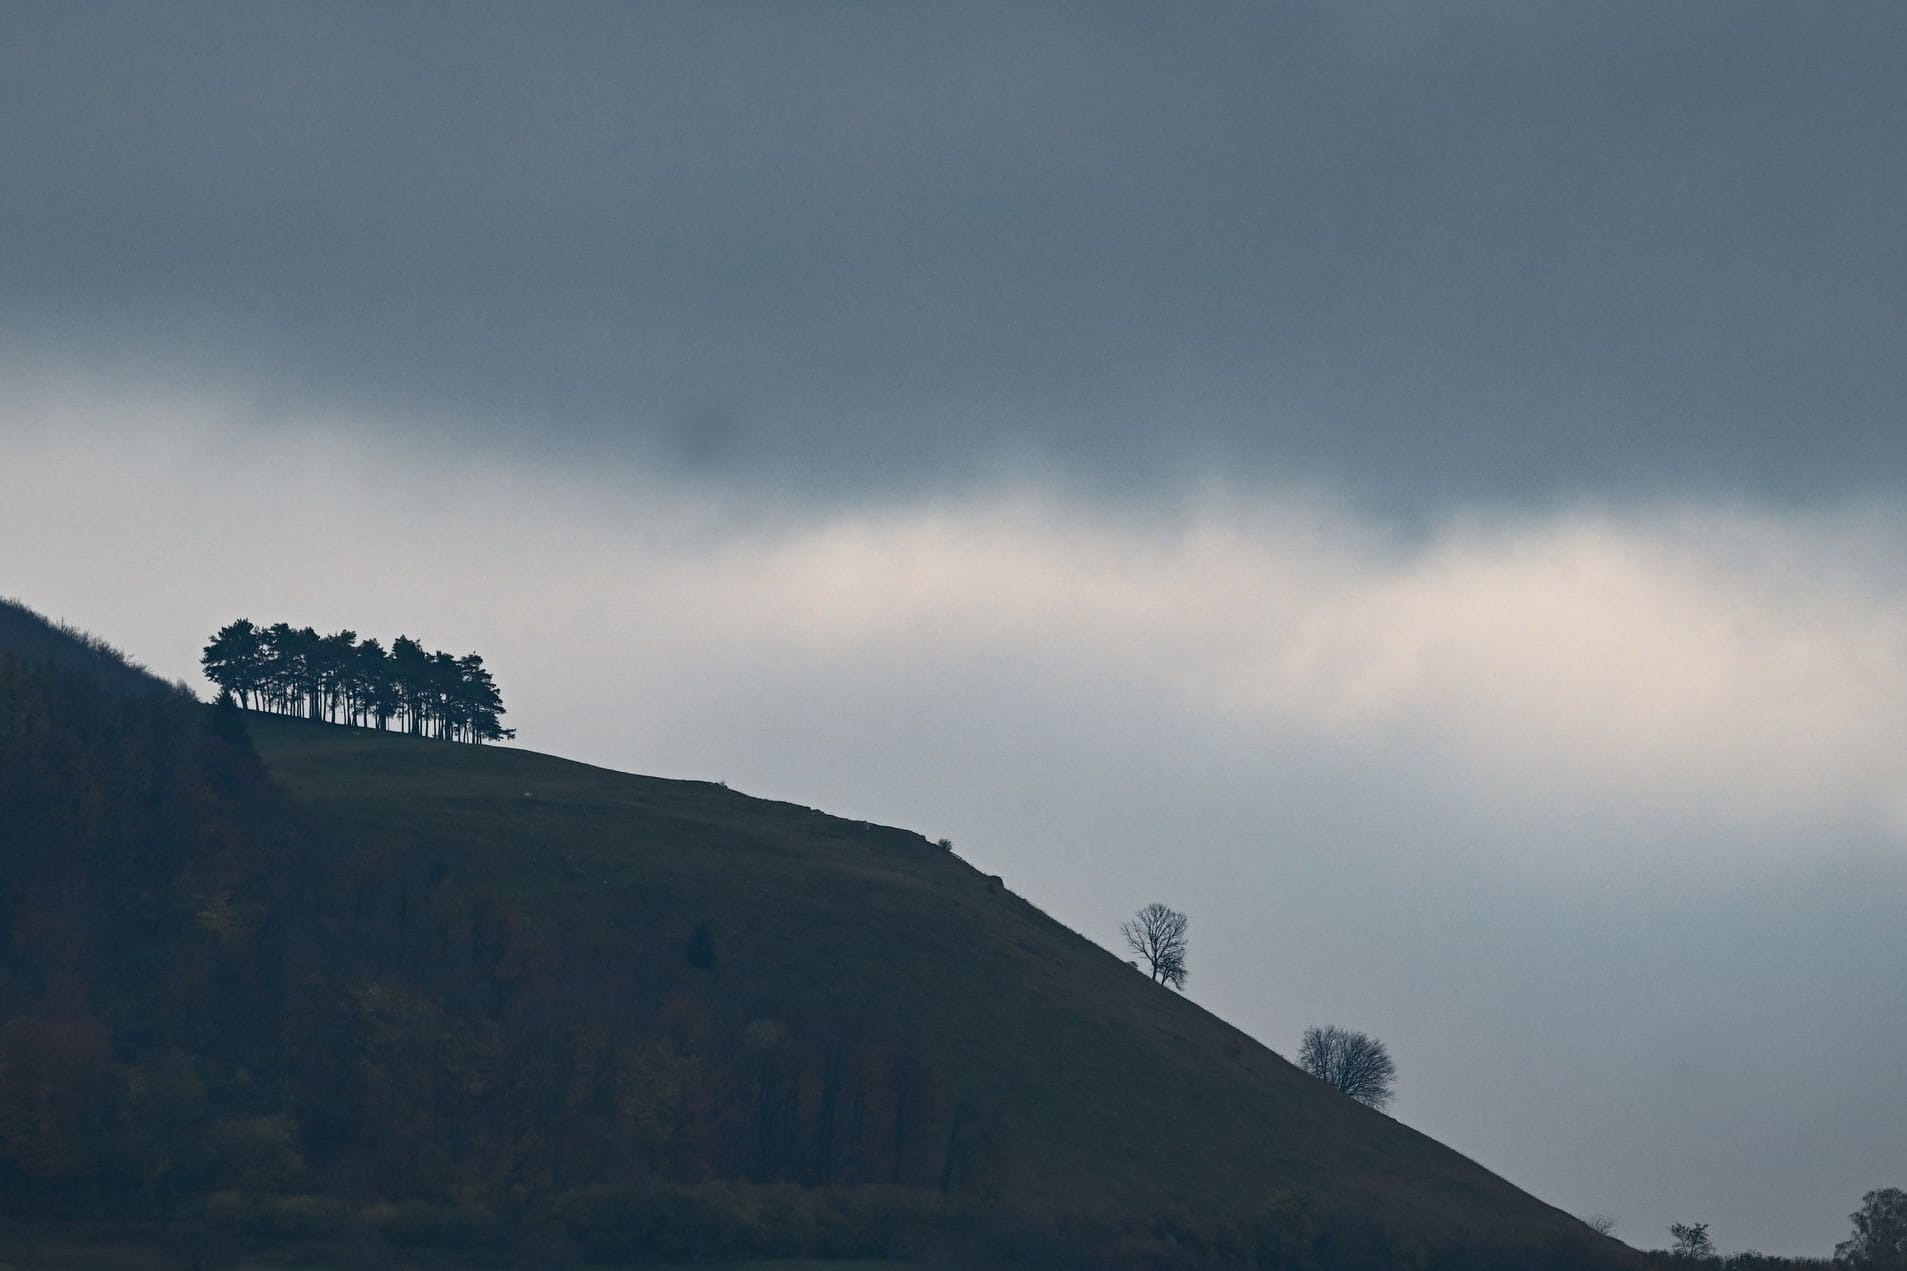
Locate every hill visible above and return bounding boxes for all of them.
[0,605,1624,1269]
[0,596,175,696]
[251,718,1589,1234]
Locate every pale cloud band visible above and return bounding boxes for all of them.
[11,390,1906,878]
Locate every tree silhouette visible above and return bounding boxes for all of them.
[1668,1220,1714,1259]
[355,636,397,730]
[389,635,432,736]
[259,623,296,715]
[453,652,509,743]
[315,629,356,723]
[1836,1189,1907,1270]
[201,620,513,743]
[1297,1025,1396,1110]
[200,619,266,709]
[1121,903,1188,989]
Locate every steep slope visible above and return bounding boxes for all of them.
[249,714,1600,1257]
[0,597,174,697]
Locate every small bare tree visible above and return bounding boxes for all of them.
[1121,903,1188,989]
[1297,1025,1396,1110]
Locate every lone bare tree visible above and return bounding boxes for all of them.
[1121,903,1188,989]
[1297,1025,1396,1110]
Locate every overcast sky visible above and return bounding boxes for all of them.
[5,3,1905,1254]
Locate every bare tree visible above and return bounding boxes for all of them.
[1121,903,1188,989]
[1583,1213,1618,1238]
[1297,1025,1396,1110]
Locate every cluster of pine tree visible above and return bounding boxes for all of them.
[201,619,512,743]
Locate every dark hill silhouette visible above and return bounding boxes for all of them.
[0,596,176,696]
[0,607,1631,1270]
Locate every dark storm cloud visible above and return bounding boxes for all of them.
[5,2,1905,508]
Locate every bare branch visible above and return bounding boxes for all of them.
[1121,903,1189,990]
[1296,1024,1396,1110]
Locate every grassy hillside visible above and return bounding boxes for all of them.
[247,714,1598,1256]
[0,598,1621,1267]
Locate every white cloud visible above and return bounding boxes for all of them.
[608,492,1907,864]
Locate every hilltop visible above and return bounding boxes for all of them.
[0,603,1622,1268]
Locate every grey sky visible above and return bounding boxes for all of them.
[5,3,1906,1256]
[8,2,1907,509]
